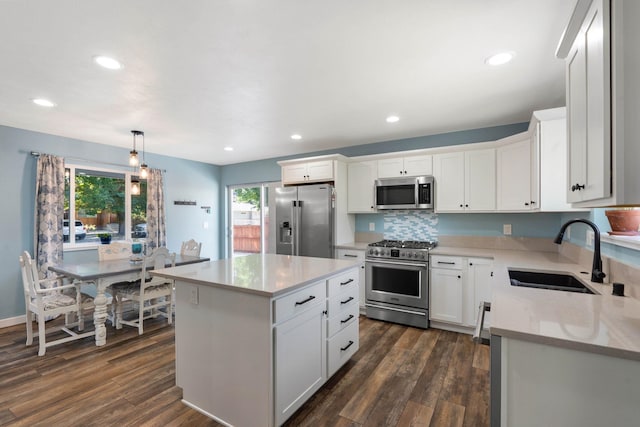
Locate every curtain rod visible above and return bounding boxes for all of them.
[30,151,166,172]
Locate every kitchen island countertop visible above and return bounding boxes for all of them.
[431,245,640,361]
[151,253,360,297]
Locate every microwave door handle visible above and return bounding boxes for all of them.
[414,178,419,208]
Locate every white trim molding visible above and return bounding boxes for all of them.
[0,315,25,329]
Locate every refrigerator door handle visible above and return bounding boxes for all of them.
[293,200,302,256]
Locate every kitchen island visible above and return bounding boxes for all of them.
[151,253,361,427]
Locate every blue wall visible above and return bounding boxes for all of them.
[1,125,221,320]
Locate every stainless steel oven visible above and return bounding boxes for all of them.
[365,240,436,329]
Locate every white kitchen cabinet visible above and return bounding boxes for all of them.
[377,154,432,178]
[335,248,365,311]
[430,255,493,331]
[467,257,493,329]
[558,0,640,206]
[565,0,610,204]
[281,160,334,185]
[429,256,463,324]
[433,149,496,212]
[347,161,377,213]
[275,301,326,426]
[325,269,360,377]
[497,135,533,211]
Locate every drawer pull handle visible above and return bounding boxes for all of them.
[343,254,358,258]
[340,296,354,305]
[437,261,456,265]
[340,278,354,286]
[341,340,355,352]
[295,295,316,306]
[341,314,355,324]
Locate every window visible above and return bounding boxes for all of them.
[64,165,146,248]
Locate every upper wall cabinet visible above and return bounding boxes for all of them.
[377,155,432,178]
[557,0,640,206]
[347,161,377,213]
[497,134,533,211]
[433,149,496,212]
[281,160,334,185]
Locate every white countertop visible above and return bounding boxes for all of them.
[151,253,360,297]
[432,245,640,361]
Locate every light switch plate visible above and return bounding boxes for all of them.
[503,224,512,235]
[369,222,375,231]
[586,230,594,247]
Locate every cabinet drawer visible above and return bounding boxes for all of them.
[335,249,365,261]
[327,320,359,377]
[274,280,326,324]
[327,303,359,337]
[430,255,463,270]
[327,284,358,318]
[327,269,359,298]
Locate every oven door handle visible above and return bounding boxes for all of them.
[365,303,427,317]
[366,259,426,268]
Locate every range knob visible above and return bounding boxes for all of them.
[406,252,413,258]
[369,249,374,255]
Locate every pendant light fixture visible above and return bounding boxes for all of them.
[131,175,141,195]
[130,130,144,195]
[139,131,148,179]
[129,130,143,166]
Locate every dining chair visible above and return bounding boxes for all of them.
[20,251,95,356]
[97,241,133,260]
[112,247,176,335]
[180,239,202,257]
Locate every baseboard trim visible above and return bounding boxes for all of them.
[0,315,25,329]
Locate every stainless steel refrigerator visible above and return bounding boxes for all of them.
[275,184,335,258]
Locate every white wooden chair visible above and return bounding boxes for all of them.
[97,241,133,260]
[180,239,202,257]
[20,251,95,356]
[113,247,175,335]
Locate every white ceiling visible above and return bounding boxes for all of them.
[0,0,576,166]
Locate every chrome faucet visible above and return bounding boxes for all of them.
[554,219,606,283]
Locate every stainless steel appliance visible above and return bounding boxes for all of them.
[365,239,437,328]
[375,175,434,210]
[275,184,335,258]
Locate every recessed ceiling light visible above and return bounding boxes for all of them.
[386,116,400,123]
[94,55,123,70]
[485,52,515,66]
[32,98,56,107]
[291,134,302,140]
[224,146,234,152]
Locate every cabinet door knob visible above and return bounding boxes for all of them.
[457,275,461,279]
[525,202,529,206]
[465,204,469,208]
[460,204,464,208]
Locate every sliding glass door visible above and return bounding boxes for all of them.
[228,182,278,257]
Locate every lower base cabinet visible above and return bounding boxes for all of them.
[430,255,493,332]
[275,303,327,426]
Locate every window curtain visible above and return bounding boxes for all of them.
[146,168,166,250]
[34,154,65,280]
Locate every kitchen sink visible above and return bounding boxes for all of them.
[508,270,594,294]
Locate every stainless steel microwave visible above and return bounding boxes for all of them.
[375,176,434,210]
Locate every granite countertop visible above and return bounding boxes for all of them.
[151,253,360,298]
[431,245,640,361]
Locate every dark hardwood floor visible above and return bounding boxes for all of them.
[0,315,489,426]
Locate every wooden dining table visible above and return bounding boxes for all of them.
[49,254,210,347]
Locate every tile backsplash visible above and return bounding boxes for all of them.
[383,210,438,241]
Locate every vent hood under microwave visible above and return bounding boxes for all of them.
[375,176,434,210]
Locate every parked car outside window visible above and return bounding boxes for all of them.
[63,220,86,241]
[132,223,147,238]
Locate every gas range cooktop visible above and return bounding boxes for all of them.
[366,239,437,261]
